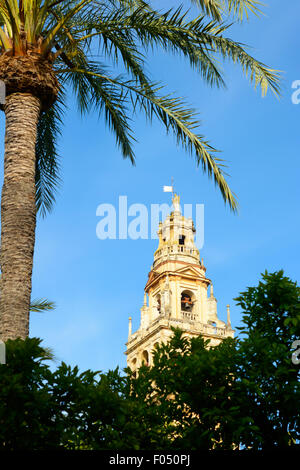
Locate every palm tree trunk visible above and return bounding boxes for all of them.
[0,92,41,341]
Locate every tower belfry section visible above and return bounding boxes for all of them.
[125,194,234,371]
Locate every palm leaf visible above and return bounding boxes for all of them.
[57,55,136,163]
[35,92,64,216]
[41,0,92,55]
[30,298,56,312]
[191,0,223,21]
[226,0,264,20]
[60,68,238,211]
[72,7,279,96]
[191,0,264,21]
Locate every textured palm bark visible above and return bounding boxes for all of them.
[0,93,41,341]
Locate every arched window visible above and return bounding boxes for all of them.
[142,350,149,366]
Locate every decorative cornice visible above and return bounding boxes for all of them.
[145,260,209,291]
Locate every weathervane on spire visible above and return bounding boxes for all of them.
[163,176,174,200]
[163,177,181,213]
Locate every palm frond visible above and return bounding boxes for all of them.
[57,55,136,163]
[51,3,153,90]
[30,298,56,312]
[226,0,264,21]
[72,7,278,95]
[103,7,226,88]
[41,0,92,55]
[35,92,64,217]
[61,68,238,211]
[131,83,238,211]
[191,0,223,21]
[200,31,280,96]
[191,0,264,21]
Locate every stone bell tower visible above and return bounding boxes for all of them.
[125,194,234,372]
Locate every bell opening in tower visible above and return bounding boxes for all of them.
[181,291,194,312]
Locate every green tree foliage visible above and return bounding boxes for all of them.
[0,337,169,450]
[129,332,243,449]
[0,271,299,449]
[234,270,300,448]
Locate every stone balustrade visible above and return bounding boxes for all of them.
[128,315,228,347]
[153,244,200,265]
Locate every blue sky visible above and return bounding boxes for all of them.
[1,0,299,372]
